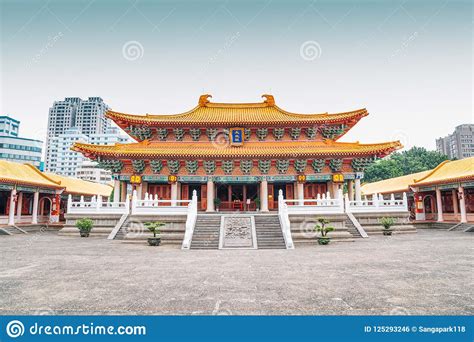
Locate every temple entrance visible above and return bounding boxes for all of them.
[215,183,259,211]
[148,184,171,205]
[181,183,203,209]
[304,182,328,199]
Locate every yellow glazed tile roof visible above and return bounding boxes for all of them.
[362,157,474,194]
[0,160,62,189]
[45,173,113,197]
[72,140,402,159]
[361,170,431,195]
[106,95,368,127]
[413,157,474,186]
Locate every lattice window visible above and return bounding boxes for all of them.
[273,128,285,140]
[311,159,325,173]
[329,159,343,172]
[240,160,253,174]
[294,159,307,173]
[189,128,201,141]
[222,160,234,174]
[203,160,216,175]
[185,160,199,174]
[173,128,185,141]
[167,160,180,174]
[150,160,163,174]
[276,159,290,174]
[305,127,317,139]
[131,160,146,174]
[258,160,271,174]
[289,127,301,140]
[256,128,268,141]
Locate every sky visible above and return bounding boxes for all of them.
[0,0,472,151]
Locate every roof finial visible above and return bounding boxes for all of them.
[262,94,275,106]
[199,94,212,107]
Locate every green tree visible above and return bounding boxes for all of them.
[363,147,449,183]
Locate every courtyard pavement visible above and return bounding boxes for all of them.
[0,230,472,315]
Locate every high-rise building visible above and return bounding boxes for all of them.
[45,97,109,171]
[76,127,131,183]
[436,124,474,160]
[49,126,130,182]
[0,115,43,167]
[47,127,88,177]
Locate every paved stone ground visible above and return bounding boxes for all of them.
[0,230,472,315]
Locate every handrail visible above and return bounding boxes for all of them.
[278,190,294,249]
[67,194,129,214]
[345,193,408,213]
[182,190,198,249]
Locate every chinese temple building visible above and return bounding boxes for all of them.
[73,95,402,213]
[362,157,474,225]
[0,160,112,228]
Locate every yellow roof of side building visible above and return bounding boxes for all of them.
[0,160,62,189]
[362,157,474,195]
[413,157,474,187]
[44,173,113,197]
[361,170,431,195]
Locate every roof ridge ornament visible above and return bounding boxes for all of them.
[262,94,275,106]
[198,94,212,107]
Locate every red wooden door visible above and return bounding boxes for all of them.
[148,185,171,204]
[304,183,327,199]
[268,183,274,210]
[201,184,207,211]
[181,184,189,201]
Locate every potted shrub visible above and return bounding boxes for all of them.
[254,197,261,212]
[76,218,93,237]
[380,217,395,236]
[145,221,165,246]
[314,217,334,245]
[214,198,222,212]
